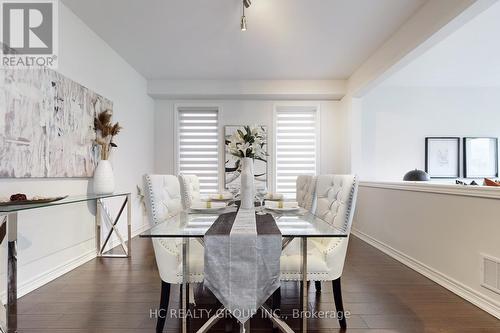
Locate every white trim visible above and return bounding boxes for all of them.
[360,180,500,200]
[352,228,500,319]
[17,222,151,298]
[17,249,96,299]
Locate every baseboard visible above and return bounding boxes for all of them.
[18,222,151,298]
[17,249,96,298]
[351,228,500,319]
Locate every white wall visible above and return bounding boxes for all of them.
[353,185,500,318]
[355,86,500,181]
[154,99,348,189]
[0,3,155,296]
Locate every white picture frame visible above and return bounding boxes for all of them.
[425,137,460,178]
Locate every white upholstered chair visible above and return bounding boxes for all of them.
[296,175,317,211]
[281,175,318,255]
[279,174,358,329]
[178,174,201,209]
[143,174,205,333]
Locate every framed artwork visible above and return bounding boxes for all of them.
[0,68,112,178]
[224,125,268,190]
[425,137,460,178]
[463,137,498,178]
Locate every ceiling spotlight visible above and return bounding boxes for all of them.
[241,15,247,31]
[241,0,250,31]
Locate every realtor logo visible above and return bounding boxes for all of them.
[1,0,58,67]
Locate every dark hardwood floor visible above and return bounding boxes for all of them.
[17,236,500,332]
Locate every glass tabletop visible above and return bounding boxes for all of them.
[0,192,130,213]
[140,207,347,238]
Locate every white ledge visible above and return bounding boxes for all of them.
[359,181,500,200]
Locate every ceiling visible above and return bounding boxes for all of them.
[383,1,500,87]
[61,0,426,80]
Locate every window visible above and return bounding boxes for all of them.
[176,106,219,193]
[274,106,318,198]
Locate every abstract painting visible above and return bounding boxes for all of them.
[224,125,268,190]
[0,68,112,178]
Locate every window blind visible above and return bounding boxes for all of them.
[275,106,318,198]
[177,107,219,193]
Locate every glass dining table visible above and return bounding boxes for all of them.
[140,206,347,333]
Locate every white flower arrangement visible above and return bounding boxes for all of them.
[227,125,267,161]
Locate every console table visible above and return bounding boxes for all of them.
[0,192,131,333]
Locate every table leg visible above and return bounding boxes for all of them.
[126,193,132,257]
[0,213,18,333]
[182,238,190,333]
[301,237,307,333]
[96,200,102,256]
[240,320,250,333]
[96,195,130,258]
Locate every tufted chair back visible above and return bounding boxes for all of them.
[311,174,358,278]
[178,174,201,209]
[143,174,183,226]
[296,175,317,211]
[315,174,358,233]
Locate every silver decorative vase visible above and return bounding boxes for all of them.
[240,157,254,209]
[93,160,115,194]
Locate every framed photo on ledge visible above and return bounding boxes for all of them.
[463,137,498,178]
[425,137,460,179]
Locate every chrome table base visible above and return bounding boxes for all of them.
[187,236,309,333]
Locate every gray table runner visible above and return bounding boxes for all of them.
[204,208,282,324]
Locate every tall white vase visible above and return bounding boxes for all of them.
[240,157,254,209]
[93,160,115,194]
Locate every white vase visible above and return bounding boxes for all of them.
[93,160,115,194]
[240,157,254,209]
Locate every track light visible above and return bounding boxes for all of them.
[241,14,247,31]
[241,0,250,31]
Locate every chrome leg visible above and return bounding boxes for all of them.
[126,193,132,257]
[182,238,190,333]
[96,195,130,258]
[95,200,102,256]
[301,237,307,333]
[195,306,224,333]
[0,213,18,333]
[240,320,250,333]
[261,304,294,333]
[0,215,5,333]
[281,237,294,250]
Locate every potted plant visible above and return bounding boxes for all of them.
[93,110,122,194]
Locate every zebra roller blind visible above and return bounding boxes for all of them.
[177,107,219,193]
[275,106,318,198]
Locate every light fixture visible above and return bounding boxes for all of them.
[240,14,247,31]
[241,0,251,31]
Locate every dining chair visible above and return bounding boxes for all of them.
[296,175,317,211]
[285,175,324,292]
[178,174,201,209]
[279,174,358,329]
[143,174,205,333]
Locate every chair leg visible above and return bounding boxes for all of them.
[314,281,322,292]
[156,281,171,333]
[332,277,346,329]
[272,286,281,310]
[272,287,281,333]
